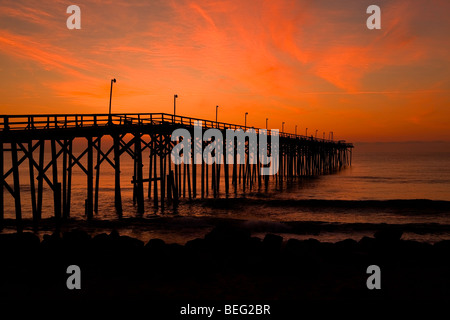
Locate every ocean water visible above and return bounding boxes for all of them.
[1,140,450,243]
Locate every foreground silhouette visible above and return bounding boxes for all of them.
[0,225,449,300]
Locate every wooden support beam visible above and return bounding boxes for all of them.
[28,140,37,223]
[93,143,115,170]
[0,141,3,225]
[119,137,136,159]
[224,161,229,196]
[174,163,179,199]
[167,171,172,200]
[16,141,53,189]
[12,141,23,231]
[167,151,172,202]
[257,151,261,187]
[148,140,153,199]
[94,137,101,214]
[216,162,221,195]
[170,170,178,204]
[37,140,44,220]
[113,135,122,216]
[67,139,73,218]
[212,158,216,198]
[153,149,158,207]
[66,147,89,175]
[160,153,165,208]
[192,142,197,198]
[51,139,61,221]
[178,163,182,198]
[134,134,144,214]
[86,137,93,220]
[205,159,209,196]
[187,163,192,200]
[3,142,40,180]
[62,139,68,219]
[201,158,205,199]
[183,163,186,198]
[233,145,237,193]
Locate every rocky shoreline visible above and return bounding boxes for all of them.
[0,224,449,300]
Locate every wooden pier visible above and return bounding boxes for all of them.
[0,113,353,229]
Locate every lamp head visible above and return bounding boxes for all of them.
[112,78,116,83]
[174,94,178,98]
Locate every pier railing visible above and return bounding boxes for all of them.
[0,113,353,147]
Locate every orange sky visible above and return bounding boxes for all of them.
[0,0,449,142]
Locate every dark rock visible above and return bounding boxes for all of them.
[203,226,251,258]
[18,232,40,246]
[303,238,321,249]
[335,238,358,251]
[374,228,403,243]
[262,233,283,252]
[285,238,303,252]
[0,232,40,254]
[163,243,186,269]
[41,232,62,250]
[92,233,113,251]
[166,243,185,256]
[109,229,120,240]
[204,225,251,248]
[118,235,144,249]
[434,240,450,251]
[145,238,166,250]
[185,238,205,252]
[63,229,91,247]
[0,233,19,255]
[248,236,262,251]
[93,232,110,242]
[358,236,376,250]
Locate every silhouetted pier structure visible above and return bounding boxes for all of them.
[0,113,353,228]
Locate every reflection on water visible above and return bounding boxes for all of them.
[1,142,450,243]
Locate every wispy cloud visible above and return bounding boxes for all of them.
[0,0,448,140]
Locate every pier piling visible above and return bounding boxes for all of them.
[0,113,353,228]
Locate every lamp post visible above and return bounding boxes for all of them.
[245,112,248,129]
[315,129,318,138]
[173,94,178,122]
[216,105,219,128]
[108,78,116,124]
[282,122,285,133]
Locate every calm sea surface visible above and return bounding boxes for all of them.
[2,141,450,243]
